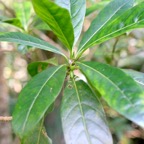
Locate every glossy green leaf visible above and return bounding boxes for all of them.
[14,1,32,31]
[1,18,23,29]
[12,65,67,138]
[78,62,144,128]
[32,0,74,50]
[123,69,144,88]
[61,80,113,144]
[0,32,65,57]
[79,2,144,52]
[78,0,134,53]
[27,58,58,77]
[22,121,52,144]
[55,0,86,44]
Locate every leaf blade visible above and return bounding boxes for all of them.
[22,121,52,144]
[1,18,23,30]
[27,58,58,77]
[82,2,144,48]
[14,1,32,30]
[12,65,67,138]
[27,62,49,77]
[78,62,144,128]
[123,69,144,88]
[55,0,86,44]
[61,80,113,144]
[0,32,65,57]
[32,0,74,50]
[86,1,109,16]
[78,0,134,53]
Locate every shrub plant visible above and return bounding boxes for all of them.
[0,0,144,143]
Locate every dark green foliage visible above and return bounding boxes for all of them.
[0,0,144,143]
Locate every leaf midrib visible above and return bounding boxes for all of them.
[66,103,109,138]
[79,62,135,108]
[22,65,64,132]
[79,1,131,51]
[72,79,92,144]
[136,81,144,86]
[21,4,27,30]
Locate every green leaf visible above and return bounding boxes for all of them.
[27,62,49,77]
[135,0,144,4]
[1,18,23,29]
[34,22,51,31]
[123,69,144,88]
[61,80,113,144]
[79,2,144,52]
[14,1,32,31]
[78,62,144,128]
[78,0,134,53]
[22,120,52,144]
[0,32,65,57]
[12,65,67,138]
[32,0,74,50]
[86,1,109,16]
[45,57,58,66]
[27,58,58,77]
[30,16,51,31]
[55,0,86,44]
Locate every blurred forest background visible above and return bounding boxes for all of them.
[0,0,144,144]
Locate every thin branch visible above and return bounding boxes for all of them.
[0,116,12,121]
[111,37,119,60]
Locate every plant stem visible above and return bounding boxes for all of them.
[111,37,119,60]
[75,50,84,62]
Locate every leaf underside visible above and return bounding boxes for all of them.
[55,0,86,45]
[12,65,66,138]
[78,62,144,128]
[0,32,65,56]
[61,80,113,144]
